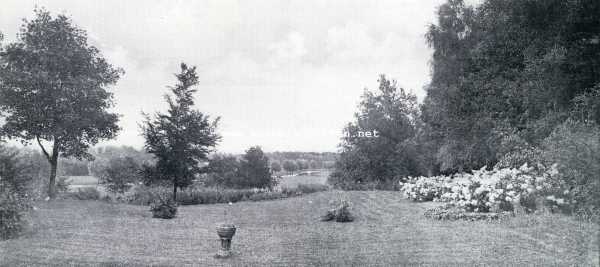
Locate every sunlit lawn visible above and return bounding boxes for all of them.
[1,191,598,266]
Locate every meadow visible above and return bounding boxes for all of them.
[1,190,597,266]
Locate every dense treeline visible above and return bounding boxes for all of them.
[421,0,600,173]
[331,0,600,212]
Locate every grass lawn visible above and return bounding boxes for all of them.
[66,176,99,186]
[1,191,598,266]
[278,170,330,188]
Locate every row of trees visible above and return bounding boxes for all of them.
[330,0,599,216]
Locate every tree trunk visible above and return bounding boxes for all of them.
[47,141,60,199]
[36,137,60,199]
[48,158,58,199]
[173,184,177,201]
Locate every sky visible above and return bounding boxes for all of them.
[0,0,450,153]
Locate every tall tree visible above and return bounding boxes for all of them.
[238,146,275,189]
[0,9,122,198]
[141,63,220,199]
[330,75,420,188]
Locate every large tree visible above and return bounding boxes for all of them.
[0,9,122,198]
[141,63,220,199]
[329,75,421,189]
[238,146,275,189]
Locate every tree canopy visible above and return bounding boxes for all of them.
[0,9,122,198]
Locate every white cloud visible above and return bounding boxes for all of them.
[0,0,447,152]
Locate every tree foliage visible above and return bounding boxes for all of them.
[98,156,141,194]
[238,146,275,189]
[141,63,220,198]
[420,0,600,173]
[329,75,421,189]
[0,8,122,198]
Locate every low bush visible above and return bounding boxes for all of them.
[149,188,178,219]
[126,183,328,206]
[281,183,329,196]
[321,199,354,222]
[0,189,31,240]
[296,183,330,194]
[67,187,101,200]
[424,204,509,221]
[246,191,286,201]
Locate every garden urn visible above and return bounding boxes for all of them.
[215,224,236,258]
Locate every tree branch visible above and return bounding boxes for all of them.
[36,135,51,162]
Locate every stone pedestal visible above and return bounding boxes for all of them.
[214,224,236,258]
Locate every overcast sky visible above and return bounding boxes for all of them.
[1,0,450,153]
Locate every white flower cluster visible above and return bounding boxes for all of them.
[400,163,567,212]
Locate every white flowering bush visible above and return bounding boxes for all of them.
[401,164,571,213]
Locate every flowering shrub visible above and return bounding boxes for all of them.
[401,164,571,213]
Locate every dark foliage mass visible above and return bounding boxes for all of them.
[421,0,600,173]
[205,146,276,189]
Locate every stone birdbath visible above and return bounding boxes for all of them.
[215,223,236,258]
[215,202,236,258]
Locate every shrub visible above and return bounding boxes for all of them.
[149,188,178,219]
[126,183,326,206]
[540,120,600,220]
[400,164,561,213]
[321,200,354,222]
[0,188,31,240]
[68,187,101,200]
[279,183,329,197]
[246,191,286,201]
[424,204,508,221]
[98,156,141,194]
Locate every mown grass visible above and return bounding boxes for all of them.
[1,191,597,266]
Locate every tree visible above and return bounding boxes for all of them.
[205,154,240,188]
[270,161,282,173]
[98,157,141,194]
[0,9,122,198]
[238,146,275,189]
[141,63,220,199]
[283,160,297,174]
[329,75,420,189]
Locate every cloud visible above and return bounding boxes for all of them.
[268,31,308,64]
[0,0,447,152]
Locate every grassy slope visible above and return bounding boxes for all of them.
[1,191,598,266]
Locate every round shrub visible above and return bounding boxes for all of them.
[149,189,177,219]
